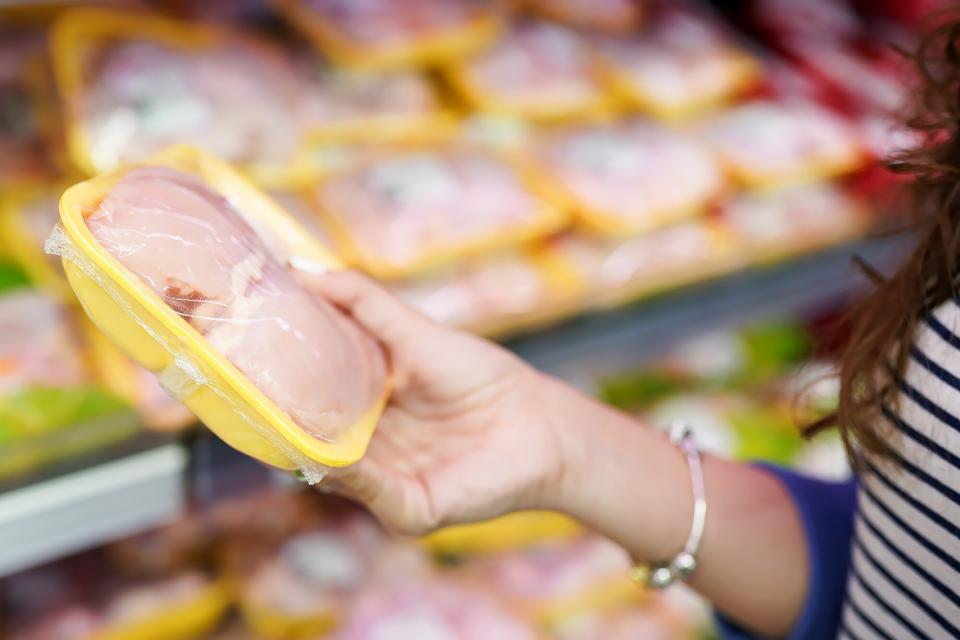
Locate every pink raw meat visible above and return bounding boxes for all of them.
[87,166,388,443]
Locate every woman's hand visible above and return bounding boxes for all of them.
[295,267,573,535]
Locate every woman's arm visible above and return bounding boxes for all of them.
[534,376,810,637]
[295,268,854,639]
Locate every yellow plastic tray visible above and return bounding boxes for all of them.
[239,598,338,640]
[93,579,231,640]
[51,8,314,189]
[55,145,389,472]
[308,149,571,279]
[272,0,502,72]
[423,511,582,556]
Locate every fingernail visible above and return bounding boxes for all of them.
[289,255,329,274]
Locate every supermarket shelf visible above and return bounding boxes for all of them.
[0,437,187,578]
[506,234,911,388]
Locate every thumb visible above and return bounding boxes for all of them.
[289,259,432,347]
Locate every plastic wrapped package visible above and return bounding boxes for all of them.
[444,20,612,122]
[273,0,501,71]
[48,146,391,480]
[697,100,868,189]
[298,57,458,147]
[0,289,138,479]
[423,511,582,556]
[524,0,643,34]
[51,9,314,188]
[331,579,539,640]
[0,29,57,186]
[387,248,580,336]
[473,536,641,624]
[595,11,761,120]
[721,182,867,261]
[548,220,735,308]
[526,119,726,235]
[238,513,399,638]
[308,147,567,278]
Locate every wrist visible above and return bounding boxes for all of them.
[535,379,694,563]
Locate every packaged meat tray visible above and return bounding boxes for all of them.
[596,11,761,121]
[48,146,391,479]
[273,0,501,71]
[332,579,539,640]
[472,536,642,624]
[443,20,612,122]
[386,248,580,337]
[527,119,726,236]
[298,57,458,147]
[51,9,313,188]
[720,182,868,261]
[308,147,567,278]
[548,220,736,307]
[524,0,643,34]
[698,99,869,189]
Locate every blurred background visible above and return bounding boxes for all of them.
[0,0,944,638]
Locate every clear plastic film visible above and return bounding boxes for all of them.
[443,19,612,122]
[310,147,567,278]
[595,9,760,120]
[697,99,869,189]
[527,119,726,236]
[52,9,312,187]
[48,147,391,480]
[273,0,501,71]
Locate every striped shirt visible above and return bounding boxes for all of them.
[839,299,960,639]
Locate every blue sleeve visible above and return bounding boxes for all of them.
[715,464,858,640]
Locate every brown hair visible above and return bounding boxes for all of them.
[808,13,960,459]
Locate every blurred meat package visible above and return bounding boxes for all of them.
[525,0,643,34]
[596,9,760,120]
[274,0,501,70]
[445,19,611,121]
[698,99,867,188]
[52,9,312,187]
[527,119,726,235]
[51,147,390,476]
[309,147,566,278]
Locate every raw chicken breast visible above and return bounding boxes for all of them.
[333,581,537,640]
[87,166,388,443]
[83,38,304,172]
[315,149,552,275]
[531,120,724,232]
[0,291,88,396]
